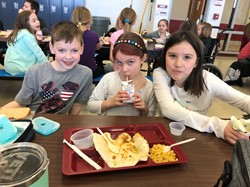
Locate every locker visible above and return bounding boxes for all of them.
[62,0,73,21]
[37,0,50,30]
[49,0,62,28]
[0,0,22,29]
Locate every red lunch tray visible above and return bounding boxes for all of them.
[62,123,188,175]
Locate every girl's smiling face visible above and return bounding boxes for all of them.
[114,50,145,80]
[165,41,197,87]
[29,12,40,32]
[49,38,83,72]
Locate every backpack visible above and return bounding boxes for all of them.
[214,139,250,187]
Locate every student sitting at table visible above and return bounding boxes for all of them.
[2,21,92,115]
[4,10,48,75]
[18,0,49,36]
[87,32,156,116]
[109,7,137,68]
[153,30,250,145]
[71,6,105,78]
[141,19,171,44]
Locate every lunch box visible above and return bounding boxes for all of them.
[0,142,50,187]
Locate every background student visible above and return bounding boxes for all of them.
[153,30,250,145]
[71,6,105,78]
[109,7,137,66]
[198,22,214,63]
[142,19,171,44]
[18,0,49,36]
[2,21,92,115]
[4,10,47,75]
[88,32,156,116]
[180,20,198,35]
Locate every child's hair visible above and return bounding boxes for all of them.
[50,21,83,46]
[180,20,198,35]
[7,10,35,45]
[26,0,39,14]
[157,30,206,97]
[71,6,92,31]
[244,22,250,38]
[158,19,169,32]
[118,7,137,33]
[199,22,212,38]
[113,32,147,59]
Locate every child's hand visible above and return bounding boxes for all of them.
[114,91,130,106]
[132,93,149,116]
[224,122,249,144]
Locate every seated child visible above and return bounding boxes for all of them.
[4,10,48,75]
[87,32,156,116]
[142,19,170,44]
[2,21,93,115]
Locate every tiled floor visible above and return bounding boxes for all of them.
[1,47,249,119]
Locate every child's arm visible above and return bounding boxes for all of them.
[69,103,82,115]
[1,101,25,108]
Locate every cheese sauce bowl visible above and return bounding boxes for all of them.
[0,142,50,187]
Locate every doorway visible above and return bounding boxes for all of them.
[187,0,207,21]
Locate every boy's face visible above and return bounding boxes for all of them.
[23,2,32,11]
[49,38,83,72]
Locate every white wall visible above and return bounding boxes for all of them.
[85,0,153,32]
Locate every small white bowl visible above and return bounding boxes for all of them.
[70,129,93,149]
[169,122,186,136]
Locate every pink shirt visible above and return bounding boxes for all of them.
[238,41,250,60]
[109,29,124,44]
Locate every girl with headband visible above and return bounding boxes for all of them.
[88,32,156,116]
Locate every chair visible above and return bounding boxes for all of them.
[202,38,223,79]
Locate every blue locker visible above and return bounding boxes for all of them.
[49,0,62,28]
[37,0,50,30]
[62,0,73,21]
[0,0,22,29]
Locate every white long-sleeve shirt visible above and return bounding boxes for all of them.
[88,71,156,116]
[153,67,250,139]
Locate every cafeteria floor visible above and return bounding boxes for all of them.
[1,42,250,119]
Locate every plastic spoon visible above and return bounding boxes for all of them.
[96,127,120,154]
[63,139,102,170]
[164,138,196,152]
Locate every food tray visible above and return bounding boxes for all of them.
[62,123,188,175]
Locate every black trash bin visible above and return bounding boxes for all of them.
[91,16,110,37]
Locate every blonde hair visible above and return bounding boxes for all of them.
[71,6,92,31]
[200,22,212,38]
[118,7,136,33]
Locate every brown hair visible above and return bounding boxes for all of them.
[71,6,92,31]
[51,21,83,46]
[157,30,207,97]
[180,20,198,35]
[118,7,137,33]
[113,32,147,59]
[7,10,36,45]
[244,22,250,38]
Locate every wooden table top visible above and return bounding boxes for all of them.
[33,114,233,187]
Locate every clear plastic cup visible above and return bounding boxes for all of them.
[70,129,93,149]
[169,122,186,136]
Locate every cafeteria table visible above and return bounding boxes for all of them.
[32,114,233,187]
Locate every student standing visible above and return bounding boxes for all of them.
[71,6,105,78]
[4,11,47,75]
[153,30,250,145]
[2,21,92,115]
[88,32,156,116]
